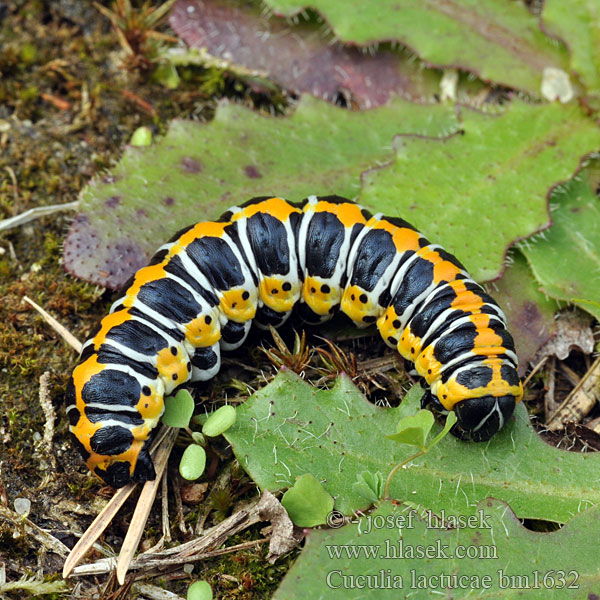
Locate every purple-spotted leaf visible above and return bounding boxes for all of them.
[486,251,558,375]
[360,100,600,282]
[63,95,458,289]
[169,0,440,108]
[264,0,571,96]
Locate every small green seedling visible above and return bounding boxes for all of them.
[202,405,236,437]
[281,473,334,527]
[179,444,207,481]
[162,389,195,427]
[187,580,213,600]
[384,410,457,499]
[129,126,153,146]
[352,470,384,504]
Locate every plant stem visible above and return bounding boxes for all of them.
[383,449,427,500]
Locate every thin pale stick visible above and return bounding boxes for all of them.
[63,426,172,578]
[0,200,79,232]
[62,482,137,578]
[23,295,82,353]
[116,427,178,584]
[522,355,548,390]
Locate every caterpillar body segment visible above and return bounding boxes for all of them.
[67,196,523,487]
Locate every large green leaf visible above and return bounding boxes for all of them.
[265,0,570,95]
[520,167,600,322]
[360,101,600,281]
[543,0,600,99]
[273,499,600,599]
[223,370,600,523]
[63,95,458,289]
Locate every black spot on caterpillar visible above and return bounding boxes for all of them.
[67,196,523,488]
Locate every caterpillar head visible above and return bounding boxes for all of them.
[451,395,517,442]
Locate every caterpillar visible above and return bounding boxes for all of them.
[66,196,523,488]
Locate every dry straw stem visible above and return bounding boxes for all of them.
[116,427,179,584]
[23,295,83,353]
[0,504,71,559]
[546,355,600,430]
[36,371,57,469]
[70,491,298,578]
[0,201,79,232]
[63,426,174,579]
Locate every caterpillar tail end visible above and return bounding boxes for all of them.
[90,446,156,488]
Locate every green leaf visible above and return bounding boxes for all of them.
[264,0,570,95]
[281,473,334,527]
[520,166,600,322]
[179,444,207,481]
[273,499,600,599]
[385,409,434,449]
[427,411,457,451]
[202,405,236,437]
[63,95,458,289]
[187,580,213,600]
[161,389,194,427]
[129,126,153,147]
[224,370,600,522]
[352,470,384,504]
[360,101,600,281]
[543,0,600,99]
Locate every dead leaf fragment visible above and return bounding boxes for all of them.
[257,490,303,563]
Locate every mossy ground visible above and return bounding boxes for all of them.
[0,1,296,597]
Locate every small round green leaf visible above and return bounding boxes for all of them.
[187,580,213,600]
[179,444,206,480]
[162,389,195,428]
[385,409,435,449]
[202,405,236,437]
[281,473,334,527]
[129,126,153,147]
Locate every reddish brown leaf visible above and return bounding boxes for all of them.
[169,0,439,108]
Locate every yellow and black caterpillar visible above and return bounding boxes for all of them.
[66,196,523,488]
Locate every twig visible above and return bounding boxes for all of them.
[36,372,57,469]
[522,355,548,390]
[161,470,171,543]
[0,505,70,559]
[62,483,138,578]
[0,200,79,232]
[23,296,82,353]
[70,492,278,577]
[117,429,179,584]
[63,426,174,579]
[4,166,19,212]
[547,355,600,430]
